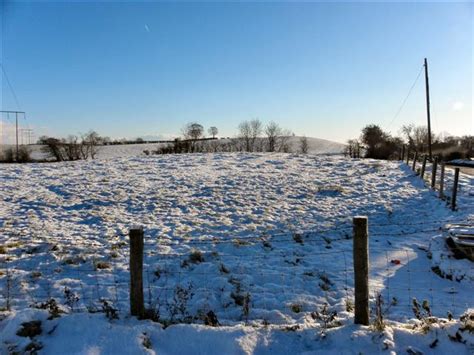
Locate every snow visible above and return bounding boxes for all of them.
[0,153,473,353]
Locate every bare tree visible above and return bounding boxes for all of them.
[208,126,218,139]
[65,135,81,160]
[238,119,262,152]
[265,121,282,152]
[299,136,309,154]
[344,139,360,158]
[182,122,204,152]
[250,119,263,152]
[39,136,66,162]
[276,129,292,152]
[400,124,434,152]
[81,131,102,159]
[238,121,252,152]
[183,122,204,140]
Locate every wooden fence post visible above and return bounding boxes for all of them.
[353,216,369,325]
[411,151,418,171]
[439,163,445,199]
[130,228,145,318]
[431,157,438,189]
[420,155,427,180]
[451,168,460,211]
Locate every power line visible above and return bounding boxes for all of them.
[0,62,22,111]
[386,65,424,132]
[0,63,33,145]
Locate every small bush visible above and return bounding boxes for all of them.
[101,299,119,320]
[0,147,15,162]
[372,293,385,331]
[16,320,42,338]
[142,332,152,349]
[17,146,32,163]
[34,299,63,319]
[197,310,220,327]
[293,233,304,244]
[231,292,245,306]
[64,287,80,311]
[0,146,31,163]
[311,303,341,335]
[412,298,438,333]
[167,284,194,323]
[188,249,204,264]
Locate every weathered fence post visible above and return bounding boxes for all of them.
[411,151,418,171]
[451,168,460,211]
[431,157,438,189]
[420,155,427,180]
[130,227,145,318]
[353,216,369,325]
[439,163,445,199]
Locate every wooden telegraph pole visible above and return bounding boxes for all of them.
[424,58,432,161]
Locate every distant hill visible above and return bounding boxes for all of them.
[286,136,345,155]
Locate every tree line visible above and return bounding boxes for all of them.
[148,120,309,155]
[38,131,104,162]
[346,124,472,161]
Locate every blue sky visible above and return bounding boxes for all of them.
[0,1,472,143]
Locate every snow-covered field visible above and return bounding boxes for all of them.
[0,153,473,354]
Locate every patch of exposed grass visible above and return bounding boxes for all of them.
[95,261,111,270]
[290,303,302,313]
[233,239,251,247]
[317,184,346,195]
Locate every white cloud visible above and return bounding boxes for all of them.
[452,101,464,111]
[144,24,150,33]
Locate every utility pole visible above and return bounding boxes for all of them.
[15,112,19,157]
[0,110,25,160]
[424,58,432,161]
